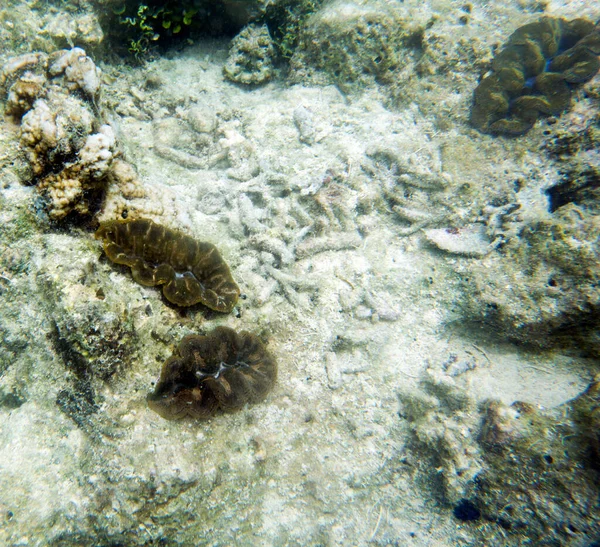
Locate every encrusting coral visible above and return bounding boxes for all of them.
[147,326,277,420]
[223,24,276,85]
[95,218,240,312]
[471,17,600,135]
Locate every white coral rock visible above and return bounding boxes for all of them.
[20,99,58,174]
[79,125,116,177]
[49,47,101,98]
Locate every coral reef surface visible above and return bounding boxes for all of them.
[1,1,599,545]
[400,370,600,547]
[224,24,276,85]
[289,0,422,91]
[1,48,116,221]
[461,91,600,353]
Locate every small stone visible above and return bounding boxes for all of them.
[424,225,492,257]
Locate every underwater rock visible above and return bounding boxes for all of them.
[401,371,600,545]
[47,47,102,99]
[97,158,148,221]
[399,368,482,505]
[95,218,240,312]
[471,17,600,135]
[293,105,316,145]
[19,95,94,177]
[37,125,116,220]
[3,74,46,119]
[43,12,104,50]
[38,242,136,382]
[224,24,276,85]
[1,53,50,121]
[461,88,600,352]
[147,326,277,420]
[472,383,600,545]
[221,0,265,28]
[1,48,101,107]
[543,94,600,161]
[47,297,134,382]
[55,385,99,436]
[546,164,600,213]
[461,202,600,353]
[571,380,600,466]
[0,53,48,102]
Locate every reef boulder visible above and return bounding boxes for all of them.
[224,24,276,85]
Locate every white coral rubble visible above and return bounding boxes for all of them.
[48,47,101,98]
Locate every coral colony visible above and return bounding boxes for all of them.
[148,327,277,420]
[471,17,600,134]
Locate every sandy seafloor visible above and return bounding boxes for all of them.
[0,0,599,545]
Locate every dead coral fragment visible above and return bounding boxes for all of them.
[48,47,101,99]
[95,218,240,312]
[471,17,600,135]
[147,327,277,420]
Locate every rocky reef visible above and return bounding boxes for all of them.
[400,368,482,506]
[461,203,600,352]
[1,1,599,546]
[0,1,103,54]
[471,17,600,135]
[460,76,600,354]
[148,326,277,420]
[400,368,600,546]
[95,218,241,312]
[289,0,424,92]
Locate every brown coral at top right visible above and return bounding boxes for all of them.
[471,17,600,135]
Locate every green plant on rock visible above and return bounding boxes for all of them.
[113,0,202,58]
[261,0,323,59]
